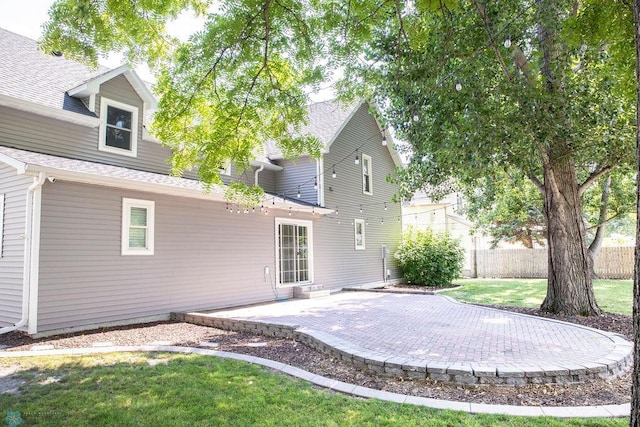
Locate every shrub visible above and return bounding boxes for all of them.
[395,227,464,286]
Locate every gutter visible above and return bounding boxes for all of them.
[254,164,264,187]
[0,171,46,335]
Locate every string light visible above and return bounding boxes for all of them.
[359,205,363,213]
[297,186,301,198]
[381,218,384,224]
[504,33,511,48]
[455,80,462,91]
[384,202,388,211]
[288,207,292,216]
[381,129,387,146]
[260,204,264,212]
[332,167,336,178]
[313,177,318,190]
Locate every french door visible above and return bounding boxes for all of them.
[276,219,313,286]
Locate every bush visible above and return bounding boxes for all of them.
[395,227,464,286]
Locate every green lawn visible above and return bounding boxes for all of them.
[446,278,633,315]
[0,353,626,426]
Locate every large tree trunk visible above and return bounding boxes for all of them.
[540,153,601,316]
[630,0,640,424]
[535,0,600,317]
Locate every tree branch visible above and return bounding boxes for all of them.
[579,165,613,197]
[587,176,611,258]
[469,0,513,80]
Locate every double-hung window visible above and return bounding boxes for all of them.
[99,97,138,157]
[362,154,372,195]
[122,198,154,255]
[354,219,365,250]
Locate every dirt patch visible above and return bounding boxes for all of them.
[0,307,632,407]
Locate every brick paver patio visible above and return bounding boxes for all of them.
[179,292,632,385]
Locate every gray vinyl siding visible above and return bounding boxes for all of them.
[220,165,277,194]
[36,180,290,332]
[274,157,318,203]
[255,168,277,194]
[313,104,402,289]
[0,164,30,326]
[0,75,198,179]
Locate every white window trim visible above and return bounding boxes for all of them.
[362,154,372,195]
[354,219,366,250]
[0,194,4,257]
[219,161,231,176]
[275,218,314,287]
[99,97,139,158]
[121,198,154,255]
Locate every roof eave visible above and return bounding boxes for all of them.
[323,100,365,151]
[249,159,283,171]
[0,94,101,128]
[68,65,157,110]
[17,162,327,215]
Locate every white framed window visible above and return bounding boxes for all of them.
[354,219,365,250]
[219,161,231,176]
[99,97,139,157]
[0,194,4,257]
[122,198,154,255]
[362,154,372,195]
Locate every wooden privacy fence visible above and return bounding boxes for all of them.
[472,246,634,280]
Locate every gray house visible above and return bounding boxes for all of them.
[0,28,403,336]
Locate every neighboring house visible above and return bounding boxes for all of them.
[0,28,403,336]
[403,192,490,277]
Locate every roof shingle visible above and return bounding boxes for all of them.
[0,27,104,116]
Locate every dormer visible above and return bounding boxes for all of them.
[67,65,157,158]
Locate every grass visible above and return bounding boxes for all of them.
[446,278,633,315]
[0,353,627,426]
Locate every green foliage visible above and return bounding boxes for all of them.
[462,171,545,248]
[224,181,265,208]
[343,1,636,202]
[395,227,464,286]
[42,0,326,187]
[582,168,637,239]
[40,0,209,67]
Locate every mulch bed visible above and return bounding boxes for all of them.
[0,305,633,407]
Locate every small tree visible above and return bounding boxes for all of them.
[395,228,464,287]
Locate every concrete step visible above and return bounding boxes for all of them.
[293,285,331,299]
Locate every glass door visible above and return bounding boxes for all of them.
[278,222,311,285]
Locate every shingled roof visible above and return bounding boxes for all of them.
[0,27,104,116]
[0,27,400,167]
[0,145,330,214]
[264,99,362,159]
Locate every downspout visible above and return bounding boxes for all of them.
[254,164,264,187]
[0,172,46,335]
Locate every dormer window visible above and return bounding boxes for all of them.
[99,97,138,157]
